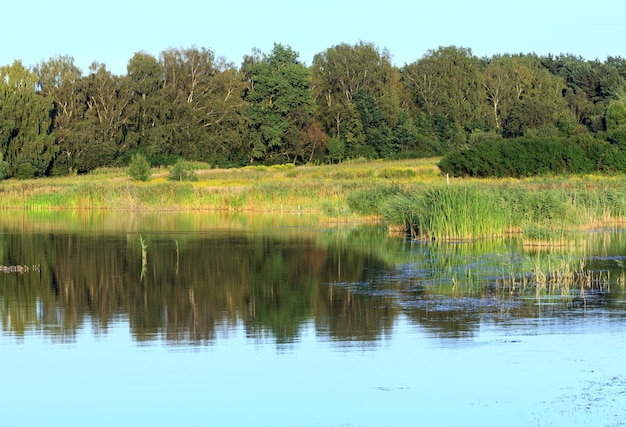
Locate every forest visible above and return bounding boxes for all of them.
[1,42,625,178]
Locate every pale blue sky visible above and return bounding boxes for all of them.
[2,0,625,75]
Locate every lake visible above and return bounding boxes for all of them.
[1,211,626,426]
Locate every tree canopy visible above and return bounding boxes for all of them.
[0,42,625,178]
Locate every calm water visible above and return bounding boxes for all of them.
[1,211,626,426]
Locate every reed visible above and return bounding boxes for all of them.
[3,159,626,236]
[381,184,512,240]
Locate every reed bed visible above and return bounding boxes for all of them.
[379,175,626,242]
[2,159,626,239]
[380,185,512,240]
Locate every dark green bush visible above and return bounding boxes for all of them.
[608,129,626,148]
[0,154,8,180]
[15,162,35,179]
[439,136,603,178]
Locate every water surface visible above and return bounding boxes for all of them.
[1,211,626,426]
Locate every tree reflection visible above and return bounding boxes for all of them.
[2,216,626,346]
[0,224,401,345]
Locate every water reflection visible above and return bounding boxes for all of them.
[2,211,626,346]
[0,211,400,346]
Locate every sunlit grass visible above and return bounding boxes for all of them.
[3,158,626,236]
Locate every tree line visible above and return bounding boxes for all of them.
[1,42,625,178]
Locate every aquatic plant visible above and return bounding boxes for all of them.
[381,184,511,240]
[2,157,626,236]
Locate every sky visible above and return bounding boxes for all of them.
[2,0,625,76]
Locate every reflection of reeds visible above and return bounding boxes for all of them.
[498,254,608,299]
[140,235,147,280]
[175,239,179,276]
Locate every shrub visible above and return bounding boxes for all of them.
[439,136,602,178]
[326,137,345,163]
[128,153,151,182]
[15,162,35,179]
[168,160,198,182]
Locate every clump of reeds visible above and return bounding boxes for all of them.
[381,184,511,241]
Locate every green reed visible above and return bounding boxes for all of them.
[382,184,512,240]
[5,159,626,234]
[379,178,626,241]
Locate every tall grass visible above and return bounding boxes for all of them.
[381,184,511,240]
[380,176,626,241]
[3,159,626,237]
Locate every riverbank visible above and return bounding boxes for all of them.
[0,158,440,214]
[1,158,626,240]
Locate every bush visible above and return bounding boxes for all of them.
[608,129,626,148]
[15,162,35,179]
[439,136,602,178]
[168,160,198,182]
[128,153,151,182]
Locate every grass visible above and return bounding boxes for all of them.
[2,158,626,241]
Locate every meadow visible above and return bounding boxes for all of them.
[2,157,626,242]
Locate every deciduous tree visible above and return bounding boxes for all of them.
[244,43,314,163]
[0,61,57,177]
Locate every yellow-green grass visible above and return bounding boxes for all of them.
[0,159,439,214]
[2,159,626,239]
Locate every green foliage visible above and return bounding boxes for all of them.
[0,46,626,175]
[311,42,401,159]
[245,43,315,163]
[326,137,346,163]
[168,159,198,181]
[439,136,600,178]
[127,153,151,181]
[346,184,407,216]
[606,100,626,131]
[15,161,35,179]
[0,61,58,177]
[608,129,626,148]
[402,46,483,145]
[352,89,393,158]
[0,153,8,180]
